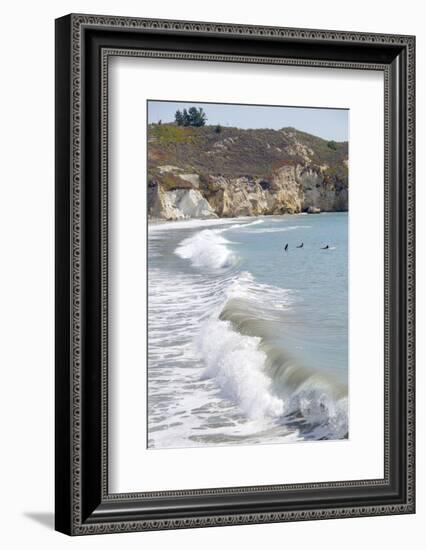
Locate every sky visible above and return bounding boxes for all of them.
[148,100,349,142]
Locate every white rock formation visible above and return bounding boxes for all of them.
[148,184,217,220]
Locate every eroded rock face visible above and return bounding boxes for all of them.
[268,166,304,214]
[148,162,348,219]
[205,177,269,217]
[148,183,217,220]
[171,189,217,218]
[299,168,348,212]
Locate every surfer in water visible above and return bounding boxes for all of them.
[284,243,288,251]
[296,242,304,248]
[321,245,329,250]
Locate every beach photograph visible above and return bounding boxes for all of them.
[147,100,349,450]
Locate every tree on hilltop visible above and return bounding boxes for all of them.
[175,106,207,127]
[188,106,207,127]
[182,108,191,126]
[174,110,183,125]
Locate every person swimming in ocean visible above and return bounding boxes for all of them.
[284,243,288,251]
[321,245,329,250]
[296,242,304,248]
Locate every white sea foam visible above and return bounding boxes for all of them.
[196,317,284,419]
[244,225,311,234]
[223,271,292,311]
[223,219,265,231]
[149,216,257,232]
[175,229,237,270]
[173,219,268,271]
[287,380,348,438]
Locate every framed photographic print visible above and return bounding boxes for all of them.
[55,14,415,535]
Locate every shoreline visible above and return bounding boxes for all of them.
[148,211,347,228]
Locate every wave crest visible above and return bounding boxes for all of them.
[175,229,237,270]
[196,318,284,419]
[195,272,348,440]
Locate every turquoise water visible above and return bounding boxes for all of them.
[225,213,348,384]
[148,213,348,449]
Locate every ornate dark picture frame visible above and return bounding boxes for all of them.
[55,14,415,536]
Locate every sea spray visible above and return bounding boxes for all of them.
[175,229,237,270]
[286,380,348,438]
[196,316,284,420]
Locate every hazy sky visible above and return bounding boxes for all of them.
[148,100,349,142]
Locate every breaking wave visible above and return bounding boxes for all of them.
[174,227,348,441]
[175,229,238,270]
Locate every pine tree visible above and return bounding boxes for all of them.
[182,108,191,126]
[188,106,207,127]
[175,106,207,127]
[174,110,183,126]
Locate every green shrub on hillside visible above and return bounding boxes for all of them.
[150,124,195,144]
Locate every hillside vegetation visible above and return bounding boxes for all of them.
[148,124,347,180]
[147,123,349,220]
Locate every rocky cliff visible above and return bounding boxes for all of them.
[147,124,348,220]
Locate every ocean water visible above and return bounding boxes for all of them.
[147,213,348,449]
